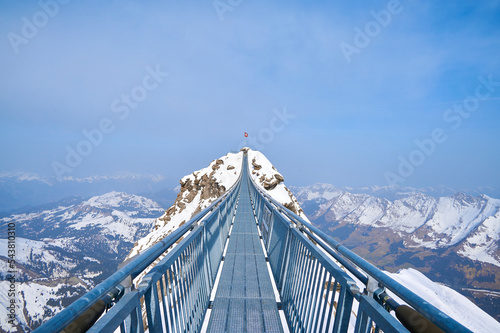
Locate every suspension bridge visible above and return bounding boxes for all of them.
[35,152,471,333]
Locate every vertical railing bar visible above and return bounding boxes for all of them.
[191,234,203,332]
[122,311,131,333]
[165,269,176,333]
[190,238,201,333]
[172,260,183,333]
[353,302,370,333]
[277,223,292,289]
[305,260,323,332]
[333,282,354,333]
[280,227,292,326]
[131,296,144,333]
[196,232,209,332]
[281,230,297,306]
[324,279,338,332]
[314,267,331,330]
[177,254,189,332]
[282,234,299,330]
[295,245,315,331]
[217,209,224,256]
[192,237,204,332]
[202,226,213,297]
[158,274,169,333]
[289,240,307,330]
[302,255,320,329]
[190,235,201,333]
[173,256,185,332]
[296,242,311,331]
[187,239,200,332]
[311,259,325,329]
[315,270,331,333]
[182,240,194,332]
[186,243,198,332]
[310,266,327,332]
[294,244,311,330]
[266,210,276,253]
[144,281,161,333]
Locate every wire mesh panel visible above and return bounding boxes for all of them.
[204,212,224,286]
[266,212,290,289]
[140,226,210,333]
[280,229,356,333]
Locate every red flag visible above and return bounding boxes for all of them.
[244,132,248,137]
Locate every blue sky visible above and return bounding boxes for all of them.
[1,0,499,189]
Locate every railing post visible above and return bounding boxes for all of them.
[140,276,162,333]
[277,224,293,291]
[332,283,355,333]
[202,222,213,291]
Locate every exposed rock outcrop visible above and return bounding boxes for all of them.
[159,169,226,225]
[252,158,262,170]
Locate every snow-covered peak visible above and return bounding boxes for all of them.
[82,191,162,210]
[127,151,243,259]
[126,148,311,280]
[247,149,309,221]
[291,183,343,202]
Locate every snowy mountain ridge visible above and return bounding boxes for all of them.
[292,184,500,267]
[292,183,500,322]
[291,182,500,201]
[0,172,175,213]
[128,149,307,261]
[0,192,162,332]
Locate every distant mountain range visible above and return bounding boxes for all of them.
[0,172,178,213]
[1,167,499,330]
[0,192,163,332]
[293,183,500,202]
[290,183,500,321]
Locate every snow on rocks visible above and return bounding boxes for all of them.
[386,268,500,333]
[247,149,309,221]
[127,151,243,259]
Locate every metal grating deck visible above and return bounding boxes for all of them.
[206,174,283,332]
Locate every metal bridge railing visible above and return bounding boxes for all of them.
[246,169,472,333]
[34,165,242,333]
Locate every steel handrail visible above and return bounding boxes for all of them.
[34,153,245,333]
[246,166,471,333]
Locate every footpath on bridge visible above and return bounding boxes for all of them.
[207,159,284,332]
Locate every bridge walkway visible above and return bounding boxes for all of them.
[206,164,283,332]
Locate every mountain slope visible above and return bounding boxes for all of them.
[291,183,500,321]
[0,192,162,332]
[247,149,308,221]
[127,151,243,260]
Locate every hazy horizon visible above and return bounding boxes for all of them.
[1,1,499,191]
